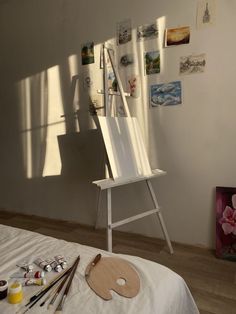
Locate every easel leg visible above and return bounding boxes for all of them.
[95,188,102,229]
[146,180,174,254]
[107,188,112,252]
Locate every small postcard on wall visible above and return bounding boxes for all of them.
[197,0,216,29]
[137,23,158,41]
[107,69,118,92]
[150,81,182,107]
[119,53,134,67]
[127,75,141,98]
[117,19,132,45]
[180,53,206,75]
[83,70,94,90]
[81,42,95,65]
[165,26,190,47]
[144,50,160,75]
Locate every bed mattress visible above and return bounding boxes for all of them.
[0,224,199,314]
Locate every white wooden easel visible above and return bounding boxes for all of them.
[93,44,173,254]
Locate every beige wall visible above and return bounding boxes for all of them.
[0,0,235,248]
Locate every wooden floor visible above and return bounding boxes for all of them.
[0,210,235,314]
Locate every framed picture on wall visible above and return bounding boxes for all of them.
[150,81,182,107]
[137,23,158,41]
[197,0,216,29]
[216,186,236,261]
[117,19,132,45]
[179,53,206,75]
[165,26,190,47]
[144,50,160,75]
[81,42,95,65]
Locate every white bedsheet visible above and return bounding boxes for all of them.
[0,224,199,314]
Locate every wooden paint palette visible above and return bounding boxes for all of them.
[85,257,140,300]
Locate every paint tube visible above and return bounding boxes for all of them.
[23,278,46,286]
[16,262,34,272]
[10,271,45,279]
[54,255,67,269]
[34,258,52,272]
[45,259,62,272]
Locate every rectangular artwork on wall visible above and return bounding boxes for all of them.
[117,19,132,45]
[150,81,182,107]
[137,23,158,41]
[180,53,206,75]
[216,187,236,261]
[81,42,95,65]
[165,26,190,47]
[144,50,160,75]
[197,0,216,29]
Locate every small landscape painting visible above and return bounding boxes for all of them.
[144,50,160,75]
[117,19,132,45]
[165,26,190,47]
[137,23,158,41]
[150,81,182,107]
[180,53,206,75]
[81,42,95,65]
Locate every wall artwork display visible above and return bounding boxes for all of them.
[150,81,182,107]
[165,26,190,47]
[117,19,132,45]
[180,53,206,75]
[83,71,94,90]
[137,23,158,41]
[127,75,140,98]
[119,54,134,67]
[216,187,236,261]
[107,69,118,92]
[81,42,95,65]
[197,0,216,29]
[144,50,160,75]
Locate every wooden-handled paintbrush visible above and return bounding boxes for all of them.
[85,253,102,279]
[21,268,72,314]
[54,255,80,314]
[25,266,72,306]
[47,268,71,309]
[40,266,72,307]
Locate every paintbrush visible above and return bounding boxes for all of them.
[39,285,58,307]
[25,266,72,306]
[40,280,63,307]
[54,255,80,314]
[16,268,72,314]
[47,268,71,309]
[23,268,72,312]
[85,253,102,279]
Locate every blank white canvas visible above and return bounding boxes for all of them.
[98,116,152,180]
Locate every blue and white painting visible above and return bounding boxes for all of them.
[150,81,182,107]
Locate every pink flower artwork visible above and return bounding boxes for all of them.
[216,187,236,260]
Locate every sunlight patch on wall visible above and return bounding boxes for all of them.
[18,66,66,178]
[21,77,33,178]
[42,65,66,177]
[158,16,166,78]
[18,71,48,178]
[68,54,80,128]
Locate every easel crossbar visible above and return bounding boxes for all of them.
[110,208,160,229]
